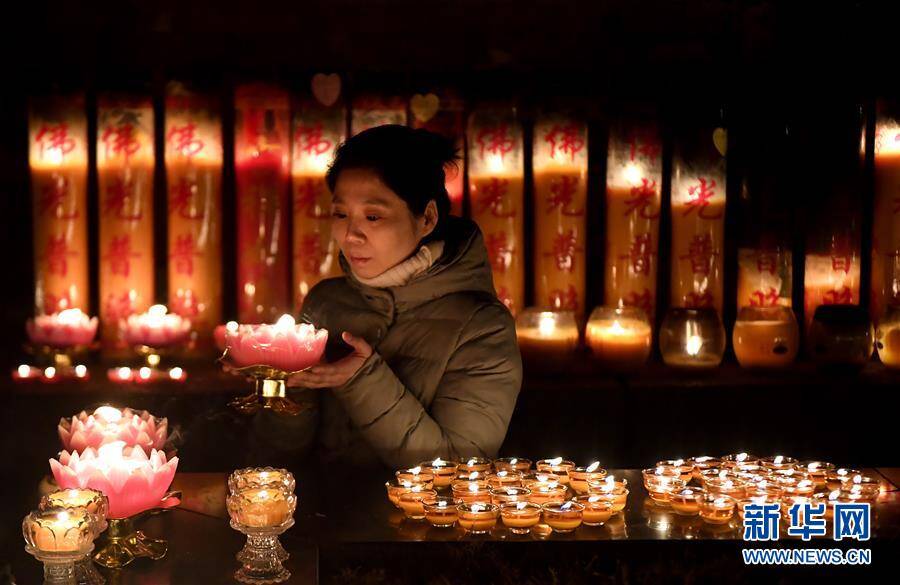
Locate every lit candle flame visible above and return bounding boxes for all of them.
[829,490,841,501]
[672,459,684,467]
[623,162,643,186]
[431,458,445,467]
[516,501,527,510]
[685,335,703,356]
[410,466,422,476]
[468,472,478,481]
[467,458,477,466]
[560,501,573,511]
[75,365,87,378]
[139,367,151,380]
[471,503,486,513]
[275,314,296,332]
[94,406,122,422]
[586,461,600,473]
[44,367,56,379]
[226,320,239,333]
[497,471,508,478]
[17,365,30,378]
[548,457,563,466]
[468,483,479,493]
[736,453,748,462]
[588,495,602,503]
[538,312,557,337]
[169,367,184,380]
[774,455,784,465]
[509,458,518,465]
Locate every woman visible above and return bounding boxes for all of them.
[287,124,522,470]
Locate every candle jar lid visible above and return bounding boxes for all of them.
[228,467,295,495]
[659,308,726,367]
[23,506,96,555]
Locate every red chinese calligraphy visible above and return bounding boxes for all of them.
[680,234,718,275]
[43,235,77,277]
[619,233,654,275]
[549,285,579,312]
[476,124,515,161]
[543,229,583,272]
[544,124,584,162]
[295,122,332,156]
[43,290,72,313]
[170,234,201,276]
[294,178,330,219]
[546,175,584,216]
[749,287,780,307]
[624,179,660,219]
[476,178,516,218]
[103,178,143,221]
[170,288,201,319]
[103,236,140,277]
[298,235,326,275]
[682,178,723,219]
[103,290,137,321]
[823,286,853,305]
[101,123,141,160]
[829,236,853,274]
[685,290,714,308]
[628,136,661,162]
[486,232,512,273]
[623,288,653,316]
[35,123,76,158]
[38,177,79,219]
[167,122,204,157]
[169,178,202,220]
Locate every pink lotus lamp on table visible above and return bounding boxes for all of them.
[220,314,328,415]
[14,309,98,382]
[50,441,180,568]
[110,304,191,384]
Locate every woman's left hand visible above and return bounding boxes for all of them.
[287,332,373,389]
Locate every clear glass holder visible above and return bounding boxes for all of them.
[230,518,294,584]
[25,544,95,584]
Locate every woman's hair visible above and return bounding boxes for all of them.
[325,125,459,240]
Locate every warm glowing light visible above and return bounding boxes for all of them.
[685,335,703,356]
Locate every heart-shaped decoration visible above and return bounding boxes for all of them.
[311,74,341,107]
[411,93,440,123]
[713,127,728,157]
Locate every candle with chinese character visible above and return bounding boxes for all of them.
[29,95,90,316]
[737,240,793,309]
[165,83,222,354]
[605,121,662,320]
[97,96,155,354]
[410,90,465,216]
[234,84,291,323]
[533,113,588,316]
[584,305,652,371]
[871,109,900,323]
[804,239,861,330]
[292,98,345,310]
[468,106,525,315]
[351,94,407,136]
[670,125,727,314]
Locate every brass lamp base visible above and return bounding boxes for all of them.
[222,358,310,416]
[93,517,167,569]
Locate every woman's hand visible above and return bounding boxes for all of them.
[287,332,373,389]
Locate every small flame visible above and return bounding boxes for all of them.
[774,455,784,465]
[509,458,518,465]
[410,466,422,476]
[516,502,527,510]
[226,320,239,333]
[17,365,30,378]
[672,459,684,467]
[685,335,703,356]
[736,453,748,462]
[138,367,151,380]
[117,367,132,380]
[471,503,485,513]
[75,365,87,378]
[431,458,445,467]
[94,406,122,422]
[623,162,643,186]
[714,497,729,507]
[829,490,841,501]
[169,367,184,380]
[147,304,168,318]
[718,470,728,480]
[275,314,296,332]
[44,367,56,379]
[538,313,557,337]
[468,483,480,493]
[798,480,813,488]
[560,501,573,511]
[438,500,447,508]
[548,457,563,466]
[808,462,820,471]
[695,456,713,463]
[467,458,478,467]
[497,471,508,478]
[468,472,478,481]
[588,495,602,503]
[586,461,600,473]
[852,475,862,484]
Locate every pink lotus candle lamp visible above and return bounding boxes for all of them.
[49,441,180,568]
[221,314,328,415]
[58,406,168,455]
[110,305,191,383]
[14,309,97,382]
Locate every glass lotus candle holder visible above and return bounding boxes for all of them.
[227,487,296,585]
[586,481,629,514]
[575,495,614,526]
[876,305,900,368]
[807,305,874,369]
[569,462,607,495]
[58,405,168,454]
[526,482,569,506]
[490,487,532,506]
[802,461,836,487]
[669,487,705,516]
[500,501,543,534]
[485,471,523,490]
[394,467,435,489]
[698,494,735,525]
[229,467,296,495]
[536,458,575,484]
[49,441,180,568]
[659,308,725,368]
[825,468,862,491]
[655,459,694,483]
[515,309,580,361]
[458,457,493,474]
[457,502,500,534]
[585,306,652,372]
[40,489,108,535]
[398,489,438,521]
[733,306,800,368]
[222,314,328,415]
[22,309,98,379]
[385,480,415,509]
[423,496,460,528]
[23,507,97,584]
[760,455,799,472]
[450,480,491,505]
[418,458,459,489]
[542,500,584,533]
[687,456,722,481]
[493,457,532,474]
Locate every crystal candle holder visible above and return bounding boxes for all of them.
[644,476,687,505]
[450,480,491,505]
[485,471,523,489]
[659,307,725,368]
[536,458,576,484]
[698,494,735,525]
[490,487,532,506]
[568,462,607,494]
[575,495,614,526]
[669,487,705,516]
[418,458,459,489]
[500,501,542,534]
[398,489,438,521]
[226,488,296,529]
[228,467,296,495]
[458,457,493,474]
[23,507,97,584]
[542,501,584,533]
[423,496,460,528]
[526,482,568,506]
[385,480,415,509]
[585,306,652,372]
[394,467,435,489]
[733,306,800,368]
[227,484,297,584]
[493,457,532,474]
[760,455,799,472]
[808,305,874,369]
[655,459,694,483]
[704,474,748,500]
[521,472,560,488]
[39,489,108,536]
[457,502,499,534]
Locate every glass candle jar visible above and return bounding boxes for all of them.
[226,487,296,528]
[23,507,95,553]
[39,489,108,536]
[423,496,459,528]
[394,467,435,489]
[457,502,499,534]
[542,501,585,533]
[500,501,542,534]
[458,457,493,475]
[802,461,836,487]
[450,480,491,505]
[698,494,735,525]
[526,482,569,506]
[385,480,415,509]
[705,474,748,500]
[760,455,799,472]
[575,495,614,526]
[418,459,459,489]
[515,309,580,361]
[398,489,438,521]
[493,457,532,474]
[733,306,800,368]
[584,306,652,371]
[645,476,687,505]
[659,307,726,368]
[656,459,694,483]
[587,482,629,514]
[807,305,874,368]
[688,456,722,481]
[536,458,576,484]
[825,468,862,492]
[669,487,705,516]
[228,467,296,495]
[485,471,523,490]
[490,487,532,506]
[568,462,607,495]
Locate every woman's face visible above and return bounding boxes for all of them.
[331,168,437,279]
